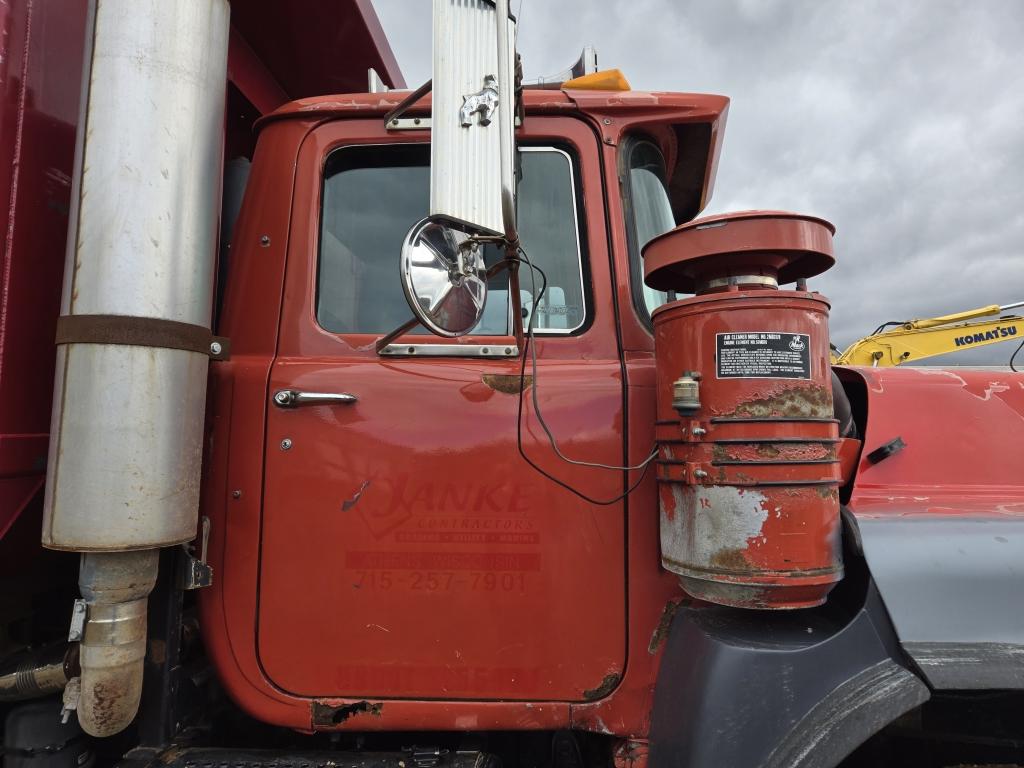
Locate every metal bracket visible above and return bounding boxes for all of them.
[683,420,708,442]
[179,517,213,590]
[60,676,81,724]
[687,462,711,484]
[368,67,390,94]
[382,78,432,127]
[68,599,87,641]
[387,116,432,130]
[387,116,522,131]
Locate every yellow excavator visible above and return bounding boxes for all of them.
[832,301,1024,367]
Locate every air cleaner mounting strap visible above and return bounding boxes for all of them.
[55,314,230,360]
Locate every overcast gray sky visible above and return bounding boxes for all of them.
[373,0,1024,364]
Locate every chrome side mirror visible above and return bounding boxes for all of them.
[400,217,488,337]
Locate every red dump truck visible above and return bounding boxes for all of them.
[1,2,1022,768]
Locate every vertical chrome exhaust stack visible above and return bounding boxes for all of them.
[42,0,229,737]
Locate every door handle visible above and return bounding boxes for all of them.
[273,389,357,408]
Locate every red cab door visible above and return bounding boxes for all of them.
[256,117,628,702]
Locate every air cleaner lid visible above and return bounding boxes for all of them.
[642,210,836,293]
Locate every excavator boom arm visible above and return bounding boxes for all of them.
[836,316,1023,366]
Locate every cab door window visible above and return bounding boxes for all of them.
[317,144,587,336]
[621,138,677,324]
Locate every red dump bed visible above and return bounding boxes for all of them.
[0,0,403,539]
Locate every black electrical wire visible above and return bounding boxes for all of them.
[870,321,906,336]
[519,252,656,471]
[512,246,657,506]
[1010,338,1024,372]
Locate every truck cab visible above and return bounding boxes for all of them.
[3,2,1024,767]
[201,87,728,731]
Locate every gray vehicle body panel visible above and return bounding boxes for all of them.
[855,514,1024,689]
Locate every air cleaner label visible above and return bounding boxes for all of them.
[716,332,811,379]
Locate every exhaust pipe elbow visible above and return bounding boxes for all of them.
[75,550,158,738]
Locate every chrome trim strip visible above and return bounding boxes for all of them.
[379,343,519,358]
[387,116,523,131]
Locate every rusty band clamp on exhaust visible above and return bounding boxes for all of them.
[55,314,230,360]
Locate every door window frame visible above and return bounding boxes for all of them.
[275,116,618,364]
[618,134,678,330]
[312,142,592,349]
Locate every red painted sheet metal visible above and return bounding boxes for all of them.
[260,357,625,702]
[653,291,843,609]
[562,89,729,223]
[0,0,406,538]
[228,25,290,116]
[230,0,405,103]
[643,210,835,293]
[837,437,862,485]
[0,0,86,537]
[0,433,48,538]
[571,351,688,738]
[260,87,729,357]
[201,87,730,737]
[845,366,1024,518]
[199,109,630,729]
[263,90,727,126]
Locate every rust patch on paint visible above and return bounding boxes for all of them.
[482,373,533,394]
[311,700,384,726]
[582,672,621,701]
[648,600,682,654]
[713,442,837,463]
[725,384,832,419]
[709,547,751,571]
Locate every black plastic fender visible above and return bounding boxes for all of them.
[648,581,929,768]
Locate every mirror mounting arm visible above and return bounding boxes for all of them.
[374,317,420,354]
[382,78,433,128]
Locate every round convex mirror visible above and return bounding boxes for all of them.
[400,217,488,337]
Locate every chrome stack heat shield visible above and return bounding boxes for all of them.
[42,0,229,737]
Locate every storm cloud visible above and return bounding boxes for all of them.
[374,0,1024,364]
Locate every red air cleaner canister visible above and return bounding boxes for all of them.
[644,211,843,610]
